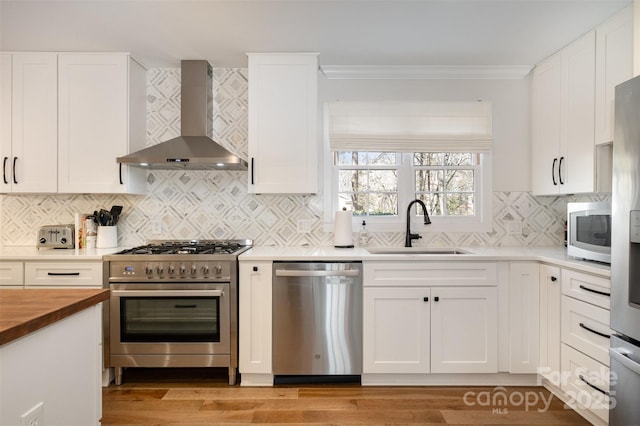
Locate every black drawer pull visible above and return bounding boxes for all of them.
[434,296,439,302]
[579,284,611,297]
[47,272,81,276]
[2,157,7,184]
[423,297,429,302]
[579,322,611,339]
[552,158,558,185]
[578,374,609,396]
[551,276,557,282]
[174,304,197,309]
[253,266,258,272]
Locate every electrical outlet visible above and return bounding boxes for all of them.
[152,219,162,235]
[20,402,43,426]
[296,219,313,234]
[507,221,523,235]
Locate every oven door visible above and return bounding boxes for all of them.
[110,283,230,356]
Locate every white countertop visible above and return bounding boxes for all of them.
[0,244,610,277]
[0,246,125,260]
[239,245,611,277]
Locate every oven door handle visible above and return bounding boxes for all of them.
[275,269,360,277]
[111,289,223,298]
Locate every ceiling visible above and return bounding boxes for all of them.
[0,0,632,70]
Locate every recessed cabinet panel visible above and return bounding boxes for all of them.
[58,54,146,194]
[363,287,430,374]
[431,286,498,374]
[0,53,58,193]
[248,53,318,194]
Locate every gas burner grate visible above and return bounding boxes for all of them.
[114,240,250,256]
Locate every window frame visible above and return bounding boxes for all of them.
[324,150,492,234]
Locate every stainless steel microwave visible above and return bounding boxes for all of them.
[567,202,611,264]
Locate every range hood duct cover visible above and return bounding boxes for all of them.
[117,60,247,170]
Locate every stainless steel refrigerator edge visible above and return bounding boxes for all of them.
[610,74,640,425]
[272,262,362,377]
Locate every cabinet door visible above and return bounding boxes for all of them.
[238,261,273,375]
[431,286,498,373]
[4,54,58,193]
[1,54,11,191]
[363,287,430,374]
[58,54,143,193]
[532,53,562,195]
[247,53,318,194]
[539,264,561,385]
[562,31,596,194]
[0,261,24,287]
[595,5,633,145]
[508,262,540,374]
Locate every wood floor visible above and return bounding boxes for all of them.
[102,368,591,425]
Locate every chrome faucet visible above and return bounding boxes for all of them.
[405,199,432,247]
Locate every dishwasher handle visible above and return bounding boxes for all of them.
[275,269,360,278]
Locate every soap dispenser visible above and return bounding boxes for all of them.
[359,220,370,247]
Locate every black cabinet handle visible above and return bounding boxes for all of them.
[12,157,17,184]
[47,272,80,276]
[558,156,564,185]
[434,296,439,302]
[2,157,7,184]
[551,276,557,282]
[119,163,123,185]
[579,322,611,339]
[578,374,609,395]
[253,266,258,272]
[423,297,429,302]
[579,284,611,297]
[552,158,558,185]
[174,304,197,309]
[251,158,255,185]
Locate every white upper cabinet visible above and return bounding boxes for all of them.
[58,53,146,194]
[532,31,596,195]
[595,5,634,145]
[1,53,58,193]
[532,7,634,194]
[1,52,146,194]
[247,53,318,194]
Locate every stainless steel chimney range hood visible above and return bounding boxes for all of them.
[117,60,248,170]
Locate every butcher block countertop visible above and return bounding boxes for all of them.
[0,288,109,346]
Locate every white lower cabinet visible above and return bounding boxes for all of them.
[0,261,24,287]
[539,264,561,385]
[362,262,498,377]
[508,262,540,373]
[561,343,611,424]
[238,260,273,386]
[24,261,102,287]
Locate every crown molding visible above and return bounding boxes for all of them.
[320,65,533,80]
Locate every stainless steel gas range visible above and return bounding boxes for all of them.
[103,239,252,386]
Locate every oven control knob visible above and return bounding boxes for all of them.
[157,265,164,275]
[179,264,186,275]
[145,265,153,275]
[202,265,210,276]
[168,265,175,275]
[215,265,223,276]
[191,264,198,275]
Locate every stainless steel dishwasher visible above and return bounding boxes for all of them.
[272,262,362,377]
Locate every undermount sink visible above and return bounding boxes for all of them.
[366,247,473,255]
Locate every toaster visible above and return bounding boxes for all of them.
[37,225,75,249]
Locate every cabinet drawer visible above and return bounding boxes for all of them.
[363,262,497,287]
[562,269,610,309]
[561,344,610,423]
[25,261,102,287]
[0,262,24,286]
[561,295,612,365]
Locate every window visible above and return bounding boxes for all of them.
[335,151,486,225]
[325,101,493,233]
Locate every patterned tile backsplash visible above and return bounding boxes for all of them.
[0,68,610,248]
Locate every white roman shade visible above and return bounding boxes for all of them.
[327,101,492,152]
